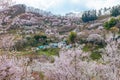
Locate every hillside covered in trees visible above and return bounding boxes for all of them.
[0,0,120,80]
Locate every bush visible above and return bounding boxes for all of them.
[104,22,109,30]
[34,35,47,41]
[104,18,117,30]
[68,32,77,44]
[109,18,117,27]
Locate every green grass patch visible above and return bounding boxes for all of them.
[94,44,105,50]
[8,30,18,34]
[37,48,60,57]
[90,51,102,60]
[82,43,105,52]
[82,44,93,52]
[39,72,45,80]
[82,45,91,52]
[16,50,33,56]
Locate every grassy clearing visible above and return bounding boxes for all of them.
[90,51,102,60]
[36,48,60,57]
[16,48,60,57]
[82,43,105,52]
[82,44,91,52]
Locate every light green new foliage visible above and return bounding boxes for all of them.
[68,31,77,44]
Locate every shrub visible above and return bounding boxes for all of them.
[68,32,77,44]
[34,35,47,41]
[104,22,109,30]
[104,18,117,30]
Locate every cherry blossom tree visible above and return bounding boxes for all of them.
[1,35,15,51]
[0,54,32,80]
[0,0,14,9]
[42,39,120,80]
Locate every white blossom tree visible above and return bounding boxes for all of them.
[41,39,120,80]
[0,0,14,9]
[0,54,32,80]
[1,35,15,51]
